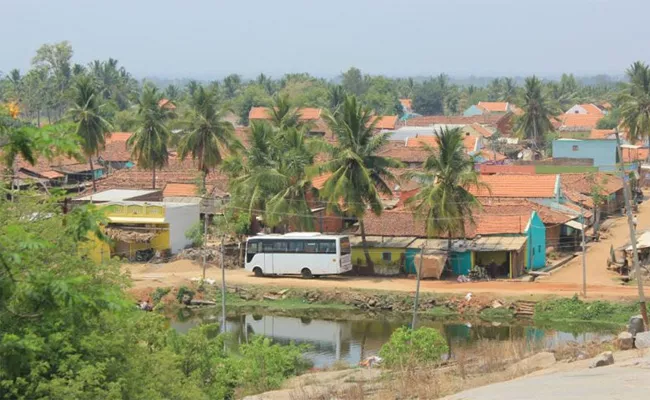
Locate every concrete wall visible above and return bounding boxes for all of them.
[526,212,546,270]
[166,204,200,253]
[552,140,618,172]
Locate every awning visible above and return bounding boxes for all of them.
[626,231,650,250]
[564,220,584,230]
[105,227,159,243]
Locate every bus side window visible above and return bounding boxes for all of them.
[304,241,318,253]
[289,240,304,253]
[273,241,288,253]
[319,240,336,254]
[264,241,276,253]
[247,241,258,253]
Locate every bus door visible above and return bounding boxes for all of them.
[263,241,275,274]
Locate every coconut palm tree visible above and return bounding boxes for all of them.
[328,85,346,112]
[405,127,484,242]
[618,61,650,142]
[178,86,239,188]
[514,76,558,150]
[68,76,112,192]
[267,93,302,130]
[320,95,402,270]
[127,85,173,189]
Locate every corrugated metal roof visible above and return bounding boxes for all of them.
[350,235,417,248]
[410,235,527,252]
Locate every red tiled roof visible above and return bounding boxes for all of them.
[362,208,531,238]
[311,173,332,190]
[471,174,558,198]
[403,114,504,127]
[621,147,650,163]
[163,183,201,197]
[561,173,623,196]
[557,114,603,130]
[479,165,536,175]
[404,135,479,153]
[478,199,574,225]
[158,99,176,110]
[476,150,508,162]
[477,102,509,113]
[370,115,399,130]
[248,107,322,121]
[39,170,65,179]
[469,123,494,138]
[105,132,133,144]
[590,129,615,139]
[569,104,603,115]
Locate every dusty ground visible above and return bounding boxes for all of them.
[123,195,650,301]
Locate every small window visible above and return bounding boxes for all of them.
[572,145,579,151]
[304,241,318,253]
[288,240,304,253]
[272,241,288,253]
[382,252,392,262]
[318,240,336,254]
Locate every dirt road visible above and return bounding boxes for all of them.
[125,260,641,300]
[124,195,650,301]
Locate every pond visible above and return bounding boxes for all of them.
[170,308,616,369]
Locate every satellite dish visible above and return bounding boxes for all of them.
[517,152,523,159]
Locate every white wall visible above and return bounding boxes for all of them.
[565,105,587,115]
[165,204,200,253]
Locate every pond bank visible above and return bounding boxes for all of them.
[131,281,639,328]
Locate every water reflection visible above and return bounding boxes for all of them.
[171,310,614,369]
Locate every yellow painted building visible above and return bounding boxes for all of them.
[350,236,416,275]
[85,201,199,263]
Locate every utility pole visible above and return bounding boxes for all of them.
[221,234,227,336]
[411,242,425,330]
[202,216,208,281]
[580,202,587,297]
[615,129,648,328]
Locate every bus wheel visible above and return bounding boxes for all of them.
[301,268,313,279]
[253,267,264,277]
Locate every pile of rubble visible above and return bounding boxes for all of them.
[176,247,220,262]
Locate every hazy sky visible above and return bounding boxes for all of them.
[3,0,649,79]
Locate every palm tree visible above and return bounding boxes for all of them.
[68,76,111,192]
[328,85,346,112]
[127,85,173,189]
[405,127,484,243]
[178,86,239,188]
[618,61,650,142]
[514,76,558,150]
[267,93,302,130]
[320,95,402,270]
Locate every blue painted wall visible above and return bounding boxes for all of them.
[463,105,483,117]
[552,139,618,171]
[526,211,546,270]
[405,248,471,275]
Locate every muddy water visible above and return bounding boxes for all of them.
[170,309,615,369]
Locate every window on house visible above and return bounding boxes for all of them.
[572,145,579,151]
[382,252,392,262]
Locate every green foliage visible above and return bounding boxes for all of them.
[596,109,620,129]
[412,79,445,115]
[152,287,171,304]
[535,295,638,325]
[379,327,449,368]
[479,307,515,322]
[618,61,650,141]
[514,76,559,149]
[185,221,205,247]
[177,286,196,304]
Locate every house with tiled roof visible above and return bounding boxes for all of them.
[404,134,482,154]
[556,114,604,134]
[158,98,176,110]
[566,103,605,116]
[590,129,615,139]
[98,132,134,171]
[357,203,546,277]
[370,115,399,130]
[399,99,413,114]
[248,106,335,142]
[560,172,624,215]
[464,102,516,117]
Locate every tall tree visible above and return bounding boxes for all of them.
[341,67,366,97]
[127,85,173,189]
[618,61,650,142]
[223,74,242,99]
[179,87,240,187]
[405,127,483,242]
[32,41,73,119]
[68,76,112,192]
[328,85,346,112]
[412,79,444,115]
[320,95,401,270]
[267,93,301,130]
[514,76,558,150]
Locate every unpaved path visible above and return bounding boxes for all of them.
[124,196,650,301]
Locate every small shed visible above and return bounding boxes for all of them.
[350,236,416,275]
[408,235,528,278]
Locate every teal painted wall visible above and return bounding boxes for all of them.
[463,105,483,117]
[526,211,546,270]
[405,248,472,275]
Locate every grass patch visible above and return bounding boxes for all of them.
[534,295,637,326]
[422,306,458,318]
[479,307,514,323]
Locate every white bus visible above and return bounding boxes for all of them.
[245,233,352,278]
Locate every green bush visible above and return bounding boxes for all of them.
[379,326,449,368]
[177,286,195,304]
[152,287,171,304]
[535,295,638,325]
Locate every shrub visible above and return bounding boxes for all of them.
[177,286,195,304]
[535,295,638,325]
[152,287,171,304]
[379,326,449,368]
